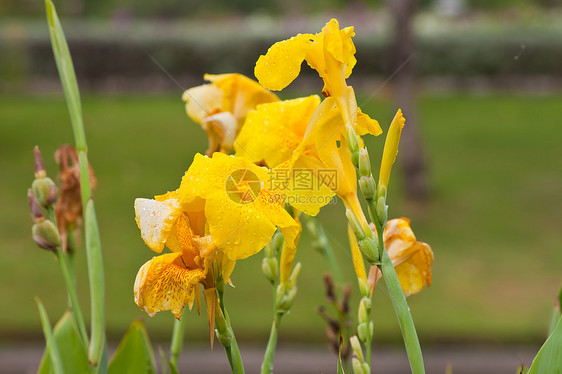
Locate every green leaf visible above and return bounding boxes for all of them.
[36,299,65,374]
[108,320,157,374]
[38,311,90,374]
[528,317,562,374]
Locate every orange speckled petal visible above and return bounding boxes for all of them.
[134,253,206,319]
[135,198,181,253]
[254,33,315,91]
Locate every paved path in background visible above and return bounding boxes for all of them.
[0,344,538,374]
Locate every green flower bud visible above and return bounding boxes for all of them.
[288,262,302,288]
[349,336,364,362]
[357,322,370,343]
[346,125,360,167]
[358,299,369,325]
[377,184,387,201]
[32,177,57,208]
[272,232,284,253]
[346,209,366,240]
[361,362,370,374]
[358,278,370,298]
[262,257,278,283]
[352,358,364,374]
[359,176,376,200]
[32,219,60,251]
[358,237,379,264]
[358,148,371,177]
[376,196,388,225]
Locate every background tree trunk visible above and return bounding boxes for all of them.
[388,0,429,199]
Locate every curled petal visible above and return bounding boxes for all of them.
[134,253,206,319]
[135,198,181,253]
[394,242,434,296]
[255,33,315,91]
[183,84,223,124]
[356,109,382,137]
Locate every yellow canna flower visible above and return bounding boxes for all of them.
[182,73,278,155]
[379,109,405,190]
[367,218,434,296]
[178,152,299,262]
[133,192,222,319]
[254,18,381,137]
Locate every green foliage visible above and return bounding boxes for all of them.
[108,320,157,374]
[528,317,562,373]
[38,311,90,374]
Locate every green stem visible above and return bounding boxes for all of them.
[55,249,89,345]
[261,313,282,374]
[370,203,425,374]
[169,308,188,368]
[46,2,106,368]
[46,206,88,345]
[217,290,245,374]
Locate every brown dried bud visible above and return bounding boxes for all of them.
[323,273,336,303]
[33,146,46,178]
[27,189,43,222]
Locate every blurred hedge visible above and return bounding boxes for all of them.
[2,20,562,91]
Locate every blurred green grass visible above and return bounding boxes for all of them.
[0,92,560,345]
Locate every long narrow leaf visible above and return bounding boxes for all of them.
[108,321,157,374]
[528,316,562,374]
[38,311,89,374]
[36,299,65,374]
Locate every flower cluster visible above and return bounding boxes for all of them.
[133,18,433,325]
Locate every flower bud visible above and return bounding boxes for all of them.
[349,336,364,362]
[357,237,379,264]
[358,278,370,298]
[358,148,371,177]
[32,220,60,251]
[346,125,360,167]
[357,322,370,342]
[272,232,284,253]
[261,257,278,283]
[377,184,387,201]
[352,358,364,374]
[33,146,46,179]
[359,176,376,200]
[288,262,302,288]
[358,298,369,323]
[346,209,366,240]
[376,196,388,225]
[28,189,43,222]
[32,177,57,208]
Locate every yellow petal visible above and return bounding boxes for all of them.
[379,109,405,189]
[395,242,434,296]
[182,84,223,124]
[348,224,367,282]
[356,108,382,137]
[134,198,181,253]
[205,73,279,120]
[134,253,206,319]
[235,95,321,168]
[279,212,301,284]
[254,33,315,91]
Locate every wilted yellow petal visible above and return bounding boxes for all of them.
[134,253,206,319]
[134,198,181,253]
[255,33,315,91]
[395,242,434,296]
[379,109,405,189]
[235,95,321,167]
[205,73,279,120]
[182,84,223,124]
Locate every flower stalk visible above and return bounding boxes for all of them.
[345,110,426,373]
[216,284,245,374]
[46,0,106,368]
